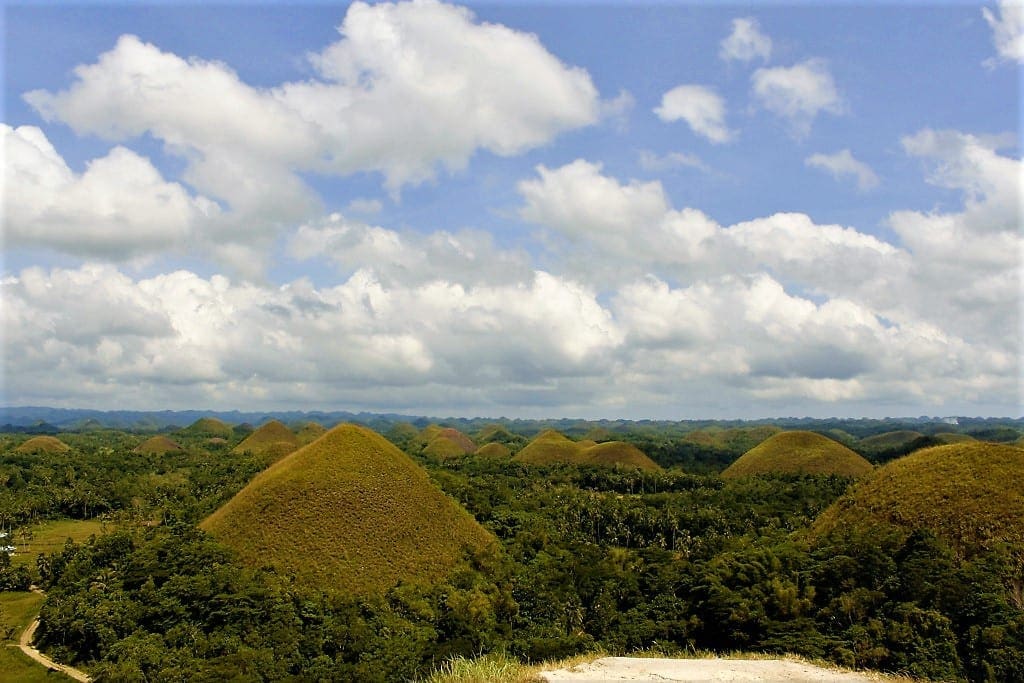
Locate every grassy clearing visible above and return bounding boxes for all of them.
[202,423,495,595]
[9,519,109,568]
[722,431,873,479]
[0,591,60,682]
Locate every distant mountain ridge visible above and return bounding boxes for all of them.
[2,406,1021,440]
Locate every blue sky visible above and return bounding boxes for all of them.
[2,0,1021,418]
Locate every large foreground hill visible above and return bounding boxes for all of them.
[201,423,495,595]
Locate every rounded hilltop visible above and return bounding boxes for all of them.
[13,435,71,455]
[231,420,300,463]
[513,429,661,471]
[133,435,183,455]
[812,442,1024,557]
[201,423,495,595]
[722,430,873,479]
[422,426,477,459]
[179,417,234,439]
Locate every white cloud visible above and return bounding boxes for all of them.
[19,1,602,267]
[805,149,879,191]
[279,0,600,190]
[654,85,735,143]
[287,213,532,287]
[983,0,1024,64]
[345,198,383,215]
[751,59,844,136]
[720,17,772,63]
[2,124,218,259]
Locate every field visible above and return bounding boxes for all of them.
[0,592,55,682]
[9,520,109,569]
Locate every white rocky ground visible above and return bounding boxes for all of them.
[538,656,889,682]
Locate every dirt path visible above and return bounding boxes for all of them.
[14,588,92,682]
[539,656,889,682]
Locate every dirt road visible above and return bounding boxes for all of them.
[539,656,889,682]
[15,588,92,682]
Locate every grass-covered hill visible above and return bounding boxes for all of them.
[423,427,477,459]
[200,423,496,595]
[722,430,873,479]
[12,435,71,455]
[513,429,661,471]
[811,442,1024,557]
[179,417,234,439]
[474,442,512,459]
[681,425,782,452]
[231,419,300,463]
[857,430,924,451]
[133,435,183,455]
[295,421,327,445]
[932,432,975,444]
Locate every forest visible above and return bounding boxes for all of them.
[0,415,1021,682]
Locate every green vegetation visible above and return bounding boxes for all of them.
[513,430,660,471]
[682,425,781,452]
[722,431,873,479]
[12,437,71,456]
[2,414,1022,681]
[132,435,183,455]
[201,423,496,594]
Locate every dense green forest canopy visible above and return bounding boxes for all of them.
[0,414,1021,681]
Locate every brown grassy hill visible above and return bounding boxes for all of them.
[133,435,183,455]
[513,430,659,471]
[932,432,975,445]
[180,417,234,439]
[722,431,873,479]
[580,442,661,472]
[296,421,327,445]
[433,428,475,454]
[513,429,583,465]
[682,425,781,451]
[231,420,301,466]
[13,436,71,455]
[201,423,495,595]
[811,442,1024,558]
[474,442,512,459]
[858,430,924,451]
[423,436,470,460]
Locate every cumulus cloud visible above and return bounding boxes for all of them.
[805,149,879,191]
[654,85,734,143]
[983,0,1024,64]
[720,17,772,63]
[751,59,844,136]
[2,125,217,259]
[287,213,532,287]
[20,0,602,267]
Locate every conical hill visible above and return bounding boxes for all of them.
[134,435,184,455]
[513,430,660,471]
[180,417,233,439]
[201,423,495,595]
[295,421,327,445]
[423,428,476,459]
[13,435,71,455]
[231,420,300,463]
[812,442,1024,557]
[722,430,872,479]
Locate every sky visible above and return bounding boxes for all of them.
[2,0,1022,420]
